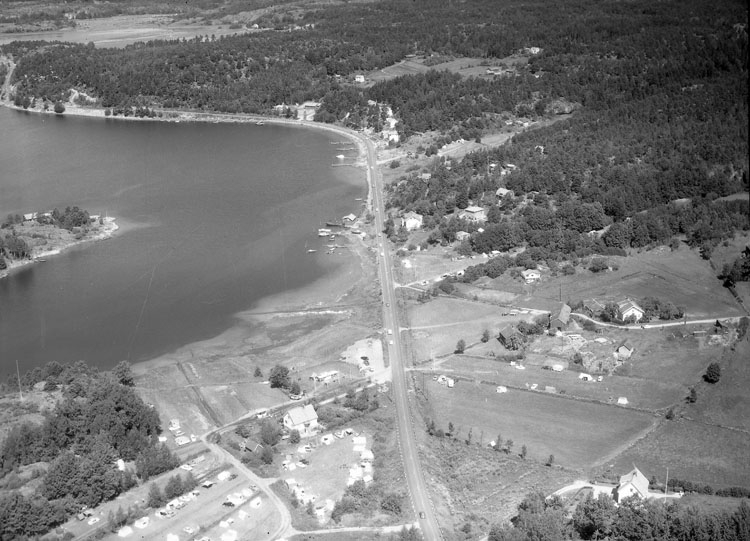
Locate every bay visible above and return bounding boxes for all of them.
[0,107,365,376]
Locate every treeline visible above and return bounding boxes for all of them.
[0,361,178,539]
[488,491,750,541]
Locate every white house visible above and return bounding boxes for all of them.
[296,101,321,121]
[496,187,513,198]
[615,466,649,502]
[460,206,486,223]
[455,231,470,242]
[617,299,645,322]
[283,404,319,437]
[401,211,423,231]
[354,74,365,83]
[614,340,634,361]
[521,269,541,283]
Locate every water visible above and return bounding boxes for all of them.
[0,108,365,376]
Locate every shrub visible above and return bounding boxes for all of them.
[704,362,721,383]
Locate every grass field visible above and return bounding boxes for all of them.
[422,380,655,469]
[526,246,743,318]
[605,418,750,488]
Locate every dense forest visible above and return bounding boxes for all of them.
[488,491,750,541]
[0,361,178,538]
[3,0,747,264]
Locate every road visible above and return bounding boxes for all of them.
[364,137,442,540]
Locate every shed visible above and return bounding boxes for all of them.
[617,397,629,405]
[615,340,634,361]
[496,386,508,393]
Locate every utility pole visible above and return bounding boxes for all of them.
[16,360,23,401]
[664,467,669,500]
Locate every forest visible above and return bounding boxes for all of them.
[0,361,178,538]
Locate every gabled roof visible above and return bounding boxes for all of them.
[555,304,572,324]
[521,269,540,277]
[498,325,519,340]
[464,206,484,213]
[403,211,423,220]
[617,298,643,314]
[617,339,634,351]
[583,298,604,312]
[285,404,317,426]
[619,466,649,497]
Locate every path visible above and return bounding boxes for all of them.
[571,312,741,330]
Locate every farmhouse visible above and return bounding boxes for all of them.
[460,206,487,223]
[615,466,649,502]
[550,304,572,331]
[498,326,522,350]
[401,211,423,231]
[614,340,634,361]
[582,298,605,317]
[617,298,645,322]
[283,405,319,437]
[521,269,541,283]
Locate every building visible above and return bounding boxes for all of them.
[401,211,423,231]
[521,269,541,283]
[498,326,522,350]
[583,298,605,317]
[296,101,321,121]
[617,299,645,322]
[354,74,365,83]
[283,405,319,437]
[615,466,649,502]
[495,187,513,198]
[455,231,470,242]
[550,304,571,331]
[460,206,486,223]
[615,340,634,361]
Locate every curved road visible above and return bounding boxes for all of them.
[364,137,442,540]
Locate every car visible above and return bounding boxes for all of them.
[87,517,100,526]
[180,464,193,471]
[363,359,370,366]
[419,511,426,519]
[222,501,235,507]
[183,526,196,534]
[388,340,394,345]
[386,302,390,307]
[229,473,238,480]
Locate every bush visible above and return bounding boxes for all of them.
[390,160,400,169]
[704,362,721,383]
[53,101,66,114]
[289,429,300,444]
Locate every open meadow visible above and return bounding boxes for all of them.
[421,379,655,469]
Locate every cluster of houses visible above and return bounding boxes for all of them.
[584,297,646,322]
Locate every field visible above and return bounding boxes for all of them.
[415,422,578,535]
[528,246,743,318]
[421,379,655,469]
[365,55,530,86]
[605,418,750,488]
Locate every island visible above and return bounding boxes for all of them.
[0,207,118,279]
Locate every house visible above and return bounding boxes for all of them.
[615,340,634,361]
[521,269,541,283]
[495,187,513,198]
[296,101,321,121]
[401,211,423,231]
[498,326,522,350]
[354,74,365,83]
[455,231,470,242]
[583,298,605,317]
[615,466,649,502]
[550,304,572,331]
[420,173,432,182]
[460,206,486,223]
[617,299,644,322]
[343,213,357,222]
[283,405,319,437]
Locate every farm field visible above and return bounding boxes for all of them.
[415,423,578,533]
[405,296,533,361]
[605,418,750,488]
[527,246,743,318]
[434,355,684,411]
[422,379,655,469]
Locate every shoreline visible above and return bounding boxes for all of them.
[0,216,119,281]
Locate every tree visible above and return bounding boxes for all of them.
[290,381,301,395]
[546,454,555,466]
[254,367,263,378]
[260,420,281,446]
[481,329,491,343]
[269,365,291,389]
[164,475,183,499]
[455,339,466,354]
[520,444,527,459]
[381,492,402,515]
[289,429,301,444]
[260,445,274,464]
[572,493,617,540]
[147,483,164,508]
[113,361,134,386]
[53,101,65,114]
[687,387,697,403]
[704,362,721,383]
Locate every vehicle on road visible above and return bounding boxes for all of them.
[419,511,426,519]
[87,517,100,526]
[387,329,393,335]
[222,501,235,507]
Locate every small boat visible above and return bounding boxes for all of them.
[318,228,332,237]
[336,154,345,159]
[325,221,344,227]
[329,235,336,241]
[307,249,317,253]
[256,120,265,125]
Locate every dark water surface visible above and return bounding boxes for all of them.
[0,108,364,375]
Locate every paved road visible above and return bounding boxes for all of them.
[363,137,442,540]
